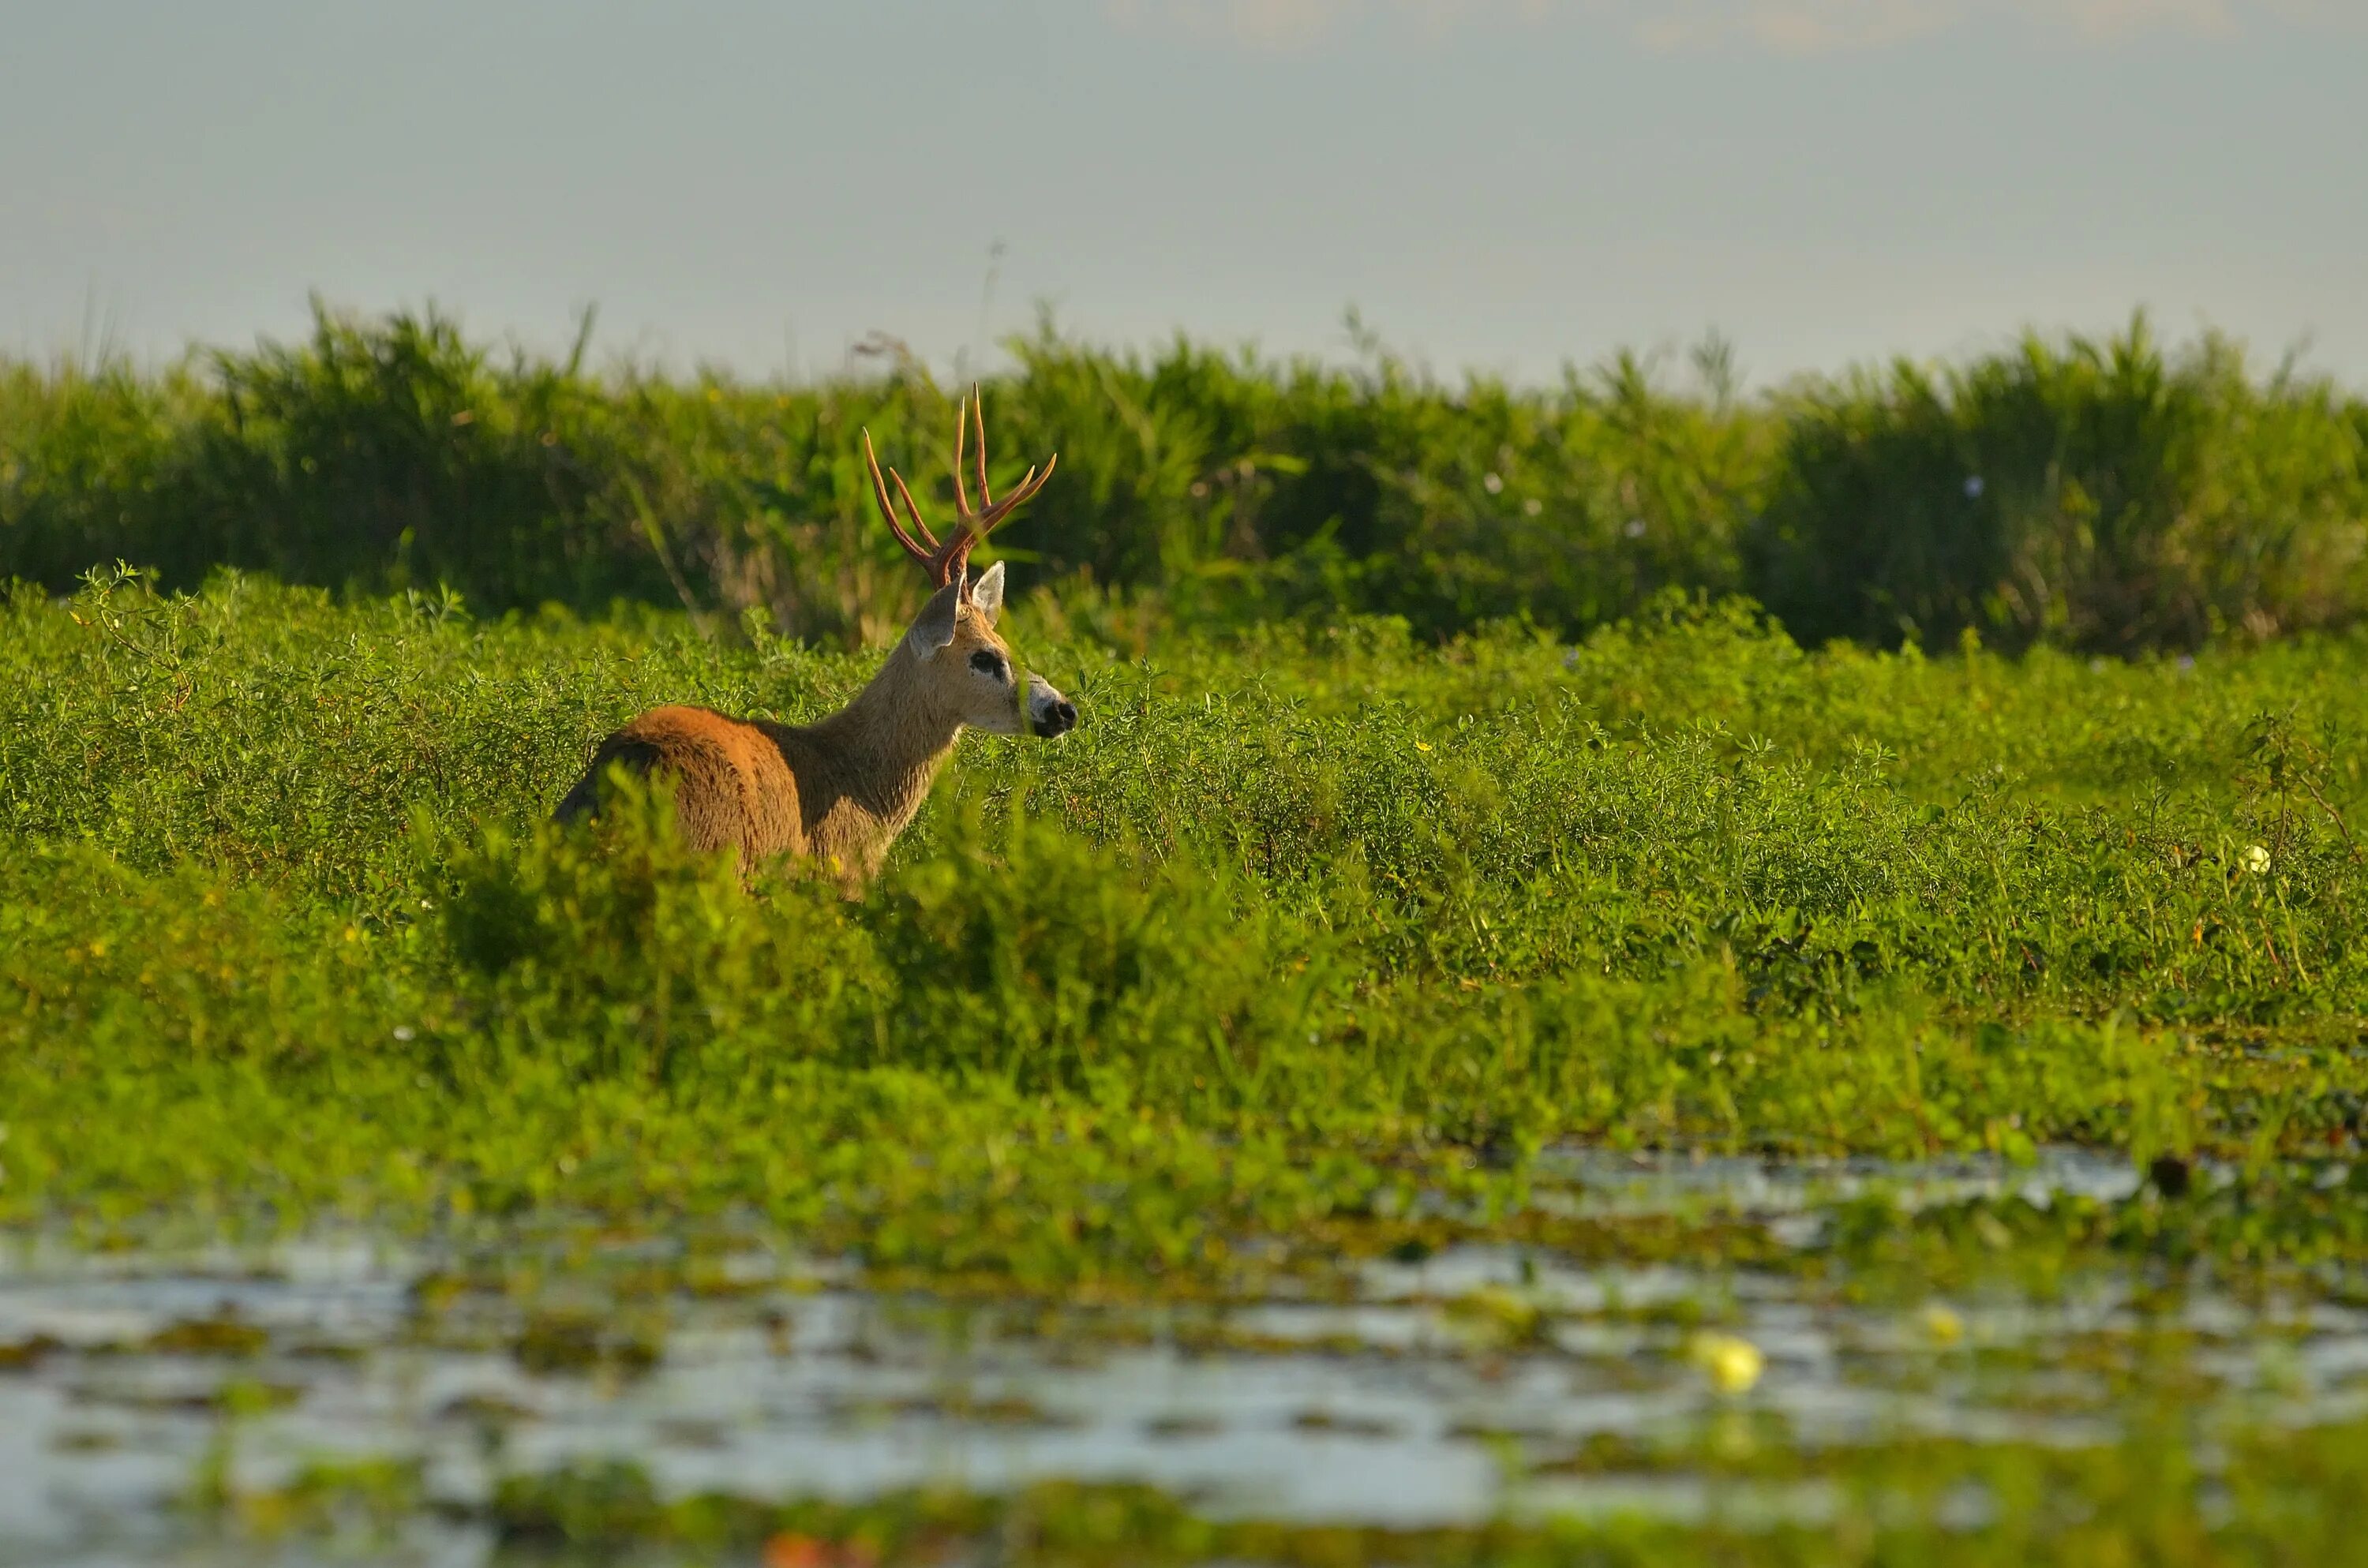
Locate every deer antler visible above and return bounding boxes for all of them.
[863,387,1058,589]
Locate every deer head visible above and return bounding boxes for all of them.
[864,389,1077,739]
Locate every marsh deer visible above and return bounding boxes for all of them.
[554,390,1075,881]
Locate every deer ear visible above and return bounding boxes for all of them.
[968,560,1006,627]
[907,580,963,654]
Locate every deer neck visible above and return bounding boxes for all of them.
[799,639,965,867]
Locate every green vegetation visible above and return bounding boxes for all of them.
[9,310,2368,1560]
[198,1417,2368,1568]
[5,571,2367,1270]
[5,305,2363,653]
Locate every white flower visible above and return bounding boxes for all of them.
[1523,497,1542,517]
[1482,472,1504,494]
[2242,844,2271,874]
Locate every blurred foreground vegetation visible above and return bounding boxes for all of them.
[225,1428,2368,1568]
[4,304,2364,654]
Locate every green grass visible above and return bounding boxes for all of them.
[5,569,2368,1282]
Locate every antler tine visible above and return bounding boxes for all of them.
[950,386,1000,521]
[886,468,941,553]
[970,384,993,514]
[862,428,940,571]
[950,391,973,518]
[972,451,1059,533]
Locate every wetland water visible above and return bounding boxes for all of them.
[6,1149,2366,1564]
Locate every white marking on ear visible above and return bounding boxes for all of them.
[969,560,1006,627]
[907,580,963,654]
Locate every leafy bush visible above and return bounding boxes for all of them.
[1748,317,2368,652]
[20,305,2359,653]
[426,777,879,1093]
[864,808,1343,1102]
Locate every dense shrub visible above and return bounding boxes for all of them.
[14,305,2356,653]
[1747,319,2368,652]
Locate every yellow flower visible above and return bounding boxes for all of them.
[1921,1304,1965,1346]
[1414,741,1433,753]
[1687,1331,1763,1394]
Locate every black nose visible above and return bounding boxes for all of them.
[1035,699,1077,739]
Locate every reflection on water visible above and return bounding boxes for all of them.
[1,1149,2362,1566]
[1531,1143,2152,1222]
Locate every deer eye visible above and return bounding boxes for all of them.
[969,649,1007,682]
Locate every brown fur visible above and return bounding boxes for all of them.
[554,589,1063,885]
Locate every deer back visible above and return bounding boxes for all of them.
[553,705,808,866]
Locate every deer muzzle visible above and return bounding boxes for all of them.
[1025,673,1077,739]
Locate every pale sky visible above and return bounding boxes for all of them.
[4,1,2362,388]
